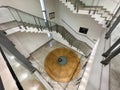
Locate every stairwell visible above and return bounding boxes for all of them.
[59,0,119,27]
[0,6,93,56]
[0,0,118,90]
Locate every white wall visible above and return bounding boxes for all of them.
[0,0,43,17]
[7,31,51,58]
[45,0,57,22]
[0,0,57,20]
[56,1,105,42]
[0,0,44,23]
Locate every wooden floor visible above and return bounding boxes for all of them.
[45,47,81,82]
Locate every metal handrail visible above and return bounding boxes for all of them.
[0,47,24,90]
[0,5,93,55]
[0,5,95,44]
[107,6,120,27]
[61,19,95,44]
[0,6,56,26]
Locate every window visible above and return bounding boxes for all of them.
[79,27,88,34]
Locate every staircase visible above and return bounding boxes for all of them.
[0,6,93,56]
[59,0,119,27]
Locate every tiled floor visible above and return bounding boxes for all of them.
[29,40,88,90]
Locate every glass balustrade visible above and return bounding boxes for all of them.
[1,46,47,90]
[0,6,94,56]
[0,7,14,23]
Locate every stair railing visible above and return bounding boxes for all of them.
[0,6,46,28]
[106,5,120,28]
[0,6,93,56]
[7,7,22,29]
[61,19,95,46]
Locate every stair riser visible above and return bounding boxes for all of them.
[59,0,113,27]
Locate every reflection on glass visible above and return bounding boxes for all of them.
[1,46,46,90]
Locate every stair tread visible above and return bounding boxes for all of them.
[83,6,103,8]
[60,0,113,26]
[2,20,92,56]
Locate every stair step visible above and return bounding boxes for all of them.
[98,20,107,25]
[59,0,113,27]
[17,22,92,56]
[102,14,113,20]
[96,9,113,18]
[84,6,103,9]
[5,27,20,35]
[92,14,106,21]
[97,9,107,14]
[74,10,89,14]
[0,20,19,30]
[20,26,26,32]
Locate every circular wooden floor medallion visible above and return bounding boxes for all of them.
[44,48,81,82]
